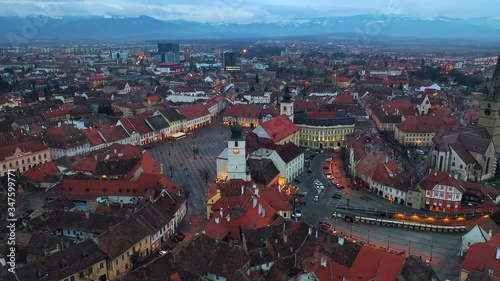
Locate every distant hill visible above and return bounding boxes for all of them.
[0,15,499,43]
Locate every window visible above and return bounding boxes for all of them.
[38,155,41,160]
[44,153,47,158]
[88,267,93,274]
[100,262,104,269]
[116,270,120,276]
[70,277,75,281]
[122,255,124,261]
[115,259,118,266]
[235,141,238,147]
[79,272,84,278]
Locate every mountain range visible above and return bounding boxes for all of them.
[0,15,499,43]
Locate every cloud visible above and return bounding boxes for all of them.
[0,0,497,22]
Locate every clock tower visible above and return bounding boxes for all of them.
[479,55,500,150]
[280,92,294,122]
[227,124,249,181]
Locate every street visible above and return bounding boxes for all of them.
[297,149,463,281]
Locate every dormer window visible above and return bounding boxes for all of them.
[235,141,238,147]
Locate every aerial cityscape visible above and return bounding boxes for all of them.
[0,1,500,281]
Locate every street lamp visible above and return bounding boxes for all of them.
[367,230,371,245]
[387,236,391,250]
[408,241,412,256]
[349,225,353,238]
[430,246,433,263]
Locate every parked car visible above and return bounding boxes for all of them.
[306,170,313,174]
[332,194,342,199]
[319,222,332,228]
[177,232,186,239]
[159,250,167,256]
[296,191,307,197]
[176,234,185,241]
[166,244,174,250]
[292,209,302,218]
[313,195,319,202]
[294,178,302,183]
[172,237,179,243]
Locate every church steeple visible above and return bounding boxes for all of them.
[487,55,500,101]
[280,92,294,122]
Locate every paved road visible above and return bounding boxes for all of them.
[297,150,463,281]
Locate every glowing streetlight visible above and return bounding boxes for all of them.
[387,236,391,250]
[367,230,371,245]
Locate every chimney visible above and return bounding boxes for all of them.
[120,202,123,209]
[241,185,244,195]
[227,214,231,222]
[489,229,493,239]
[283,233,287,243]
[261,207,266,218]
[253,196,258,208]
[215,217,219,224]
[496,248,500,260]
[283,223,286,232]
[44,249,50,256]
[258,203,263,215]
[219,208,223,217]
[114,149,117,153]
[308,227,312,236]
[454,174,458,180]
[255,188,259,197]
[316,229,318,238]
[108,223,113,232]
[106,200,110,207]
[202,230,206,234]
[95,155,97,160]
[85,211,90,219]
[150,196,153,202]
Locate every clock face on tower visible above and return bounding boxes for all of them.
[233,148,240,154]
[485,109,492,116]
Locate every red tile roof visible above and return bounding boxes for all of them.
[42,105,74,120]
[73,158,98,172]
[24,161,60,182]
[0,141,48,161]
[347,245,405,281]
[179,103,211,121]
[60,172,179,197]
[461,233,500,277]
[332,95,355,104]
[395,112,460,133]
[224,104,266,119]
[257,115,300,143]
[83,128,106,147]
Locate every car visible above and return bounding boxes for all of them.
[319,221,332,228]
[306,170,313,174]
[166,244,174,250]
[313,195,319,202]
[172,237,179,243]
[336,184,345,189]
[416,149,426,156]
[332,194,342,199]
[176,234,185,241]
[294,178,302,183]
[292,209,302,218]
[316,185,325,190]
[296,191,307,197]
[159,250,167,256]
[177,232,186,238]
[325,158,332,162]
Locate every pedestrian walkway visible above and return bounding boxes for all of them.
[147,123,233,222]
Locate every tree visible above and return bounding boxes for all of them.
[249,86,256,91]
[255,73,260,84]
[97,104,114,116]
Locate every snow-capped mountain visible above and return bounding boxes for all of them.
[0,15,498,42]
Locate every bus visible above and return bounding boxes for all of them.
[169,132,186,140]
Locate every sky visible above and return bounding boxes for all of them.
[0,0,499,23]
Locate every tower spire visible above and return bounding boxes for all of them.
[488,55,500,100]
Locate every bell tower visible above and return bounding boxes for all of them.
[227,124,249,181]
[479,55,500,150]
[280,92,294,122]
